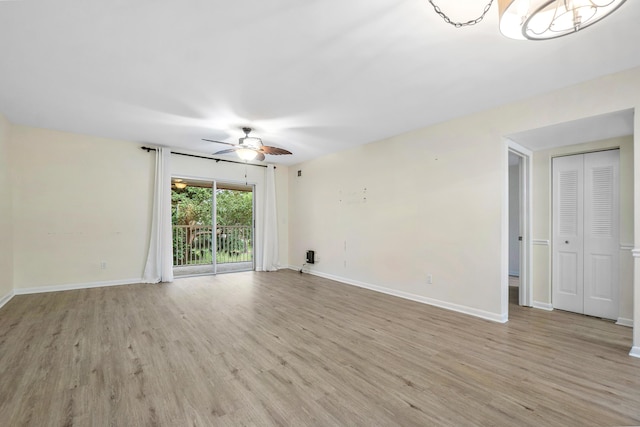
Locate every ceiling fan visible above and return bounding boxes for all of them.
[202,127,292,162]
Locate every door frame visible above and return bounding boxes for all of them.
[505,140,533,313]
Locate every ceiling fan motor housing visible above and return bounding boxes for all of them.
[240,127,262,148]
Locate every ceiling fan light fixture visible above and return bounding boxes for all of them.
[237,148,258,161]
[498,0,627,40]
[241,136,262,149]
[207,127,292,160]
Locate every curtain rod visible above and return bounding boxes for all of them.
[140,146,270,169]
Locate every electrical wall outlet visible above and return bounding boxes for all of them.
[427,274,433,284]
[100,261,107,270]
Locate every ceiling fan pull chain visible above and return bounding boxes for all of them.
[427,0,495,28]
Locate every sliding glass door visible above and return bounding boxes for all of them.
[171,178,215,277]
[171,177,254,276]
[215,181,254,273]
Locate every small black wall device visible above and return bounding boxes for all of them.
[306,250,315,264]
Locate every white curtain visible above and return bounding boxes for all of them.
[142,147,174,283]
[261,164,279,271]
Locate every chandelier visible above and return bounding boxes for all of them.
[428,0,627,40]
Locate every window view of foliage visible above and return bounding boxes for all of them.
[171,185,253,266]
[172,186,213,226]
[216,189,252,226]
[171,187,253,227]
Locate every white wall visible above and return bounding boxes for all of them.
[0,113,13,303]
[531,136,634,322]
[287,66,640,327]
[289,124,508,321]
[10,125,155,289]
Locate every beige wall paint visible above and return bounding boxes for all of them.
[531,136,634,321]
[0,114,13,300]
[289,123,507,319]
[288,66,640,326]
[10,126,155,289]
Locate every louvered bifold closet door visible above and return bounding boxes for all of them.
[552,155,585,314]
[552,150,620,320]
[583,150,619,320]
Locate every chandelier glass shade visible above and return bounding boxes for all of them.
[498,0,627,40]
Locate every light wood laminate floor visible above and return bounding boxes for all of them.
[1,270,639,426]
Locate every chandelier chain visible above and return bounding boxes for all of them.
[427,0,495,28]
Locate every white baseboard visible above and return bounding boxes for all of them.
[288,266,507,323]
[616,317,633,328]
[532,301,554,311]
[630,346,640,359]
[0,289,14,310]
[14,278,143,295]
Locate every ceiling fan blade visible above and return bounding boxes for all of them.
[259,145,292,155]
[214,148,239,155]
[255,152,266,161]
[202,138,236,147]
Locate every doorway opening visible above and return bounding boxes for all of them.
[508,152,522,305]
[506,141,532,315]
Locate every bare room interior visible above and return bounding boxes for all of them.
[1,1,640,425]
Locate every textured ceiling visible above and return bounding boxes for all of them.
[0,0,638,165]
